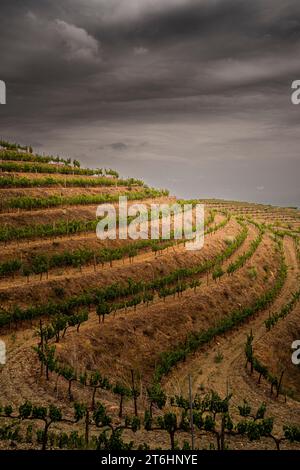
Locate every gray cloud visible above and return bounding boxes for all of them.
[109,142,128,151]
[0,0,300,205]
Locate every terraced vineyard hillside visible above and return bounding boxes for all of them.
[0,141,300,451]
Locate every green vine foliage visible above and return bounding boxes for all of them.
[0,188,169,211]
[0,175,144,188]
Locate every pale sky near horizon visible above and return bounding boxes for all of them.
[1,0,300,206]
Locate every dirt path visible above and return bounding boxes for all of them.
[164,236,300,432]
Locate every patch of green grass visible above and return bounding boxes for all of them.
[214,350,224,363]
[248,267,257,280]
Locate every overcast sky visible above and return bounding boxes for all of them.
[0,0,300,206]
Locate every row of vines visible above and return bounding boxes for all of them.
[153,239,287,383]
[0,210,219,279]
[0,175,144,189]
[0,188,169,211]
[0,217,245,328]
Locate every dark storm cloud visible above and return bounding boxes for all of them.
[109,142,128,151]
[1,1,300,110]
[0,0,300,205]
